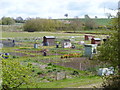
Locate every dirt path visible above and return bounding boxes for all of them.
[75,82,103,88]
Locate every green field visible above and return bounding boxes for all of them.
[2,29,113,38]
[57,18,112,26]
[2,31,83,38]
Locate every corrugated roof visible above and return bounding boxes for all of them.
[44,36,55,38]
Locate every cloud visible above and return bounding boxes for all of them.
[0,0,119,19]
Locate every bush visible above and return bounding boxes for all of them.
[2,17,15,25]
[84,15,98,30]
[71,70,79,75]
[47,70,53,73]
[102,75,120,89]
[45,66,52,69]
[13,56,19,58]
[32,70,35,72]
[24,18,63,32]
[47,63,52,66]
[37,71,43,75]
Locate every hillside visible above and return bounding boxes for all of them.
[57,18,112,26]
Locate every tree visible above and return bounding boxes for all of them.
[96,17,119,69]
[95,16,98,18]
[105,13,112,19]
[25,17,32,21]
[0,19,2,25]
[2,59,34,89]
[84,15,98,30]
[15,17,24,23]
[2,17,15,25]
[94,17,120,88]
[69,19,83,32]
[84,14,90,19]
[64,14,68,18]
[24,18,63,32]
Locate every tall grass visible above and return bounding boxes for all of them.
[1,23,23,32]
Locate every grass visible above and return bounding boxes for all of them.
[2,31,83,38]
[0,24,23,32]
[2,30,113,38]
[21,76,102,88]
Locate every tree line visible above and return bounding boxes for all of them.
[0,15,110,32]
[0,16,25,25]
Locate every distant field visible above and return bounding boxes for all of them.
[2,31,83,38]
[58,18,112,26]
[2,30,112,38]
[0,24,23,32]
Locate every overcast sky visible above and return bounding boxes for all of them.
[0,0,119,19]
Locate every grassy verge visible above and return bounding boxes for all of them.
[21,76,102,88]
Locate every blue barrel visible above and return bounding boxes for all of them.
[5,53,9,55]
[34,44,38,48]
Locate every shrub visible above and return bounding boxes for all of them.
[24,18,63,32]
[45,66,52,69]
[47,63,52,66]
[72,70,79,75]
[32,70,35,72]
[47,70,53,73]
[102,75,120,89]
[2,17,15,25]
[37,71,43,75]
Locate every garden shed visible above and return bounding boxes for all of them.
[1,40,15,47]
[84,44,97,59]
[84,35,95,40]
[91,38,101,46]
[62,39,72,48]
[43,36,56,46]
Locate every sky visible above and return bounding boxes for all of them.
[0,0,119,19]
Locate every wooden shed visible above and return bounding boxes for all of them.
[84,35,95,40]
[91,38,101,46]
[43,36,55,46]
[62,39,72,48]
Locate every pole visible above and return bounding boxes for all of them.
[79,63,82,70]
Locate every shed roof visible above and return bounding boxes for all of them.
[64,39,71,42]
[44,36,55,39]
[84,44,97,47]
[92,38,101,41]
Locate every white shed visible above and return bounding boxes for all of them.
[84,44,97,58]
[62,39,72,48]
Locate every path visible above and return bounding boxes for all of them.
[74,82,103,88]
